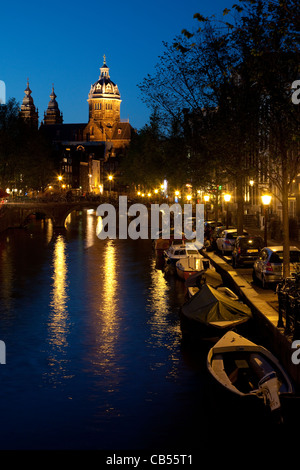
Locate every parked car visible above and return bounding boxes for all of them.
[210,225,234,250]
[232,235,264,267]
[252,246,300,289]
[216,229,248,255]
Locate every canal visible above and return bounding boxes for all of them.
[0,209,295,451]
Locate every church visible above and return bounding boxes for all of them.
[19,56,133,195]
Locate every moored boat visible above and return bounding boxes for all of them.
[176,255,210,281]
[207,330,294,416]
[180,283,252,341]
[164,241,199,264]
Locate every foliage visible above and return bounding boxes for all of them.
[0,98,56,191]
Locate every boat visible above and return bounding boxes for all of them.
[185,271,239,299]
[180,283,252,341]
[207,331,294,415]
[176,255,210,281]
[164,240,199,264]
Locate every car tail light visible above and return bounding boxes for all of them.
[265,262,273,272]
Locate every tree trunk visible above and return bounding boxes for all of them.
[281,161,290,279]
[236,175,244,235]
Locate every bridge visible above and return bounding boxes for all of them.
[0,200,105,232]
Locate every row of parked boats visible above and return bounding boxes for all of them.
[155,236,296,422]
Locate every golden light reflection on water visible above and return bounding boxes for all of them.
[147,258,182,380]
[49,234,69,349]
[97,239,120,373]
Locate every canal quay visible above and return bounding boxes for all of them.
[0,205,299,456]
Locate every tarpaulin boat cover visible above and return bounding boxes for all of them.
[181,284,252,324]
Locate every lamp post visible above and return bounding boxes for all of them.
[204,195,209,221]
[261,194,272,247]
[108,175,113,198]
[58,175,63,193]
[224,193,231,229]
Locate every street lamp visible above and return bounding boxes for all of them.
[108,175,113,197]
[261,194,272,246]
[224,193,231,229]
[204,195,209,221]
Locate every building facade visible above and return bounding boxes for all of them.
[20,56,132,195]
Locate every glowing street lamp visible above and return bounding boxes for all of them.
[108,175,113,197]
[261,194,272,246]
[204,194,209,220]
[224,193,231,228]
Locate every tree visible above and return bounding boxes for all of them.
[0,97,56,193]
[138,0,299,277]
[120,109,166,191]
[224,0,300,277]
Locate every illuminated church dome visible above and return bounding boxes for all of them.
[88,55,120,100]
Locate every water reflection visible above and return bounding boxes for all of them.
[47,234,70,383]
[146,258,184,381]
[96,239,121,377]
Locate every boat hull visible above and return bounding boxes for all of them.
[207,331,294,399]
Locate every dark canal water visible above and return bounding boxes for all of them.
[0,209,293,452]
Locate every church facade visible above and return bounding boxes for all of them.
[20,56,133,195]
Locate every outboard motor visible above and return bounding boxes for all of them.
[258,371,281,412]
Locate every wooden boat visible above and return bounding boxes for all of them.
[180,283,252,341]
[207,331,294,414]
[176,256,210,281]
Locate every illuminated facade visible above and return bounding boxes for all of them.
[21,56,133,194]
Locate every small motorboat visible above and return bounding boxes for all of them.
[176,255,210,281]
[180,283,252,341]
[164,241,199,264]
[207,331,294,415]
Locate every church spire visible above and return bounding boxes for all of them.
[43,84,63,125]
[20,79,39,127]
[100,54,110,79]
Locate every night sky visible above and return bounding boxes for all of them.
[1,0,230,130]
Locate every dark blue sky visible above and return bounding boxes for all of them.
[1,0,230,130]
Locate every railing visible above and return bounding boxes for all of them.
[277,270,300,339]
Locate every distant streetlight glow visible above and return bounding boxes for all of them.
[224,193,231,228]
[261,194,272,246]
[261,194,272,206]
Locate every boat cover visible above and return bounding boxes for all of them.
[181,284,252,324]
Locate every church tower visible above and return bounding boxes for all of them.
[20,79,39,127]
[84,56,121,141]
[43,85,63,125]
